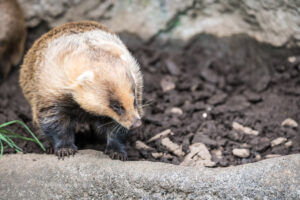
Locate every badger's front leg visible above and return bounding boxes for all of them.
[105,129,129,161]
[93,121,129,161]
[39,110,78,160]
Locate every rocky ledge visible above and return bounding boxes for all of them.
[0,150,299,199]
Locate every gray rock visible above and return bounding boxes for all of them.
[0,150,299,199]
[17,0,300,47]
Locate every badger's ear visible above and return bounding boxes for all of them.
[101,43,124,58]
[76,71,94,85]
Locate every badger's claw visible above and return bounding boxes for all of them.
[104,149,128,161]
[55,148,77,160]
[46,147,54,154]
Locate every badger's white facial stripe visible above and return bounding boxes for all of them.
[77,71,94,84]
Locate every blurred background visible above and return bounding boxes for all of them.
[1,0,299,167]
[18,0,300,47]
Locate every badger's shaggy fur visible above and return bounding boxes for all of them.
[20,21,143,160]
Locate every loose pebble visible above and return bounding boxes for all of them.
[170,107,183,115]
[161,137,184,157]
[265,154,281,159]
[281,118,298,128]
[271,137,287,147]
[232,121,259,136]
[255,154,261,161]
[147,129,173,143]
[160,76,175,92]
[181,143,215,167]
[165,59,180,76]
[232,148,250,158]
[151,152,163,159]
[240,143,251,148]
[284,140,293,147]
[135,141,154,151]
[211,148,222,160]
[162,153,173,159]
[202,112,208,118]
[288,56,296,63]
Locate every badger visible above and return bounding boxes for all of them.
[20,21,143,160]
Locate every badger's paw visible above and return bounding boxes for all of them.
[55,147,77,160]
[104,149,128,161]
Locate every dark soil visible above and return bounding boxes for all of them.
[1,27,300,167]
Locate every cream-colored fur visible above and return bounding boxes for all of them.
[20,21,143,128]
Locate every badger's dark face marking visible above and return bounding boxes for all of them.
[109,99,125,116]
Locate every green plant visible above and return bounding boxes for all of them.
[0,120,45,158]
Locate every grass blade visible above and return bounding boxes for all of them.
[2,129,36,142]
[0,133,22,152]
[0,120,45,151]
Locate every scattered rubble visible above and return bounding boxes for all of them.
[281,118,298,128]
[160,76,175,92]
[181,143,215,167]
[170,107,183,115]
[147,129,173,143]
[232,148,250,158]
[135,141,154,151]
[271,137,287,147]
[161,137,185,157]
[232,122,259,136]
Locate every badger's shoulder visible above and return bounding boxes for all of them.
[23,21,111,65]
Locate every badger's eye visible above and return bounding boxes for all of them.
[110,100,125,115]
[133,99,137,107]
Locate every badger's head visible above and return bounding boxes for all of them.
[69,43,143,129]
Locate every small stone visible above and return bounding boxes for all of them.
[281,118,298,128]
[288,56,296,63]
[208,93,227,105]
[162,153,173,159]
[255,154,261,161]
[271,137,287,147]
[226,95,250,112]
[170,107,183,115]
[232,122,259,136]
[240,143,251,148]
[202,112,208,118]
[151,152,163,159]
[161,137,185,157]
[160,76,175,92]
[165,59,180,76]
[180,143,215,167]
[135,141,154,151]
[284,140,293,147]
[232,148,250,158]
[243,90,262,103]
[211,149,222,160]
[265,154,281,159]
[147,129,174,143]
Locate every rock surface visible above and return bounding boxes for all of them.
[17,0,300,47]
[1,150,300,199]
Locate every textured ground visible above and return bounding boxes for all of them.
[0,29,300,167]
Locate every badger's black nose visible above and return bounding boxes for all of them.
[132,118,142,128]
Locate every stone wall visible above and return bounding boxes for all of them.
[17,0,300,47]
